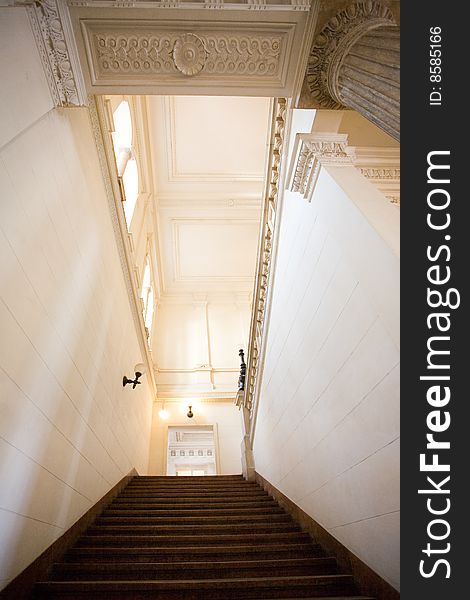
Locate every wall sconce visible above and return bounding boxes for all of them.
[123,363,146,389]
[187,405,194,418]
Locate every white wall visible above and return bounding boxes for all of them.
[0,8,153,590]
[149,401,243,475]
[253,114,400,589]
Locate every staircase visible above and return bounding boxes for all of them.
[34,475,374,599]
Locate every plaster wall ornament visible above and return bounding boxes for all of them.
[289,132,353,201]
[290,133,400,206]
[26,0,86,106]
[91,29,283,80]
[173,33,207,76]
[306,1,395,109]
[360,167,400,180]
[353,145,400,205]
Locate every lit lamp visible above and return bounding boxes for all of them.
[123,363,146,389]
[187,405,194,419]
[158,403,169,420]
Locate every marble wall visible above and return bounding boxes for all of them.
[253,111,400,590]
[0,7,153,589]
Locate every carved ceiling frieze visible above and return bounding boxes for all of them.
[87,26,285,83]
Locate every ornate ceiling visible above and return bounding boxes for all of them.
[146,95,272,301]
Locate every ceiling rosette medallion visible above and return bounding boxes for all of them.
[173,34,207,76]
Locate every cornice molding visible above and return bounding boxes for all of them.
[66,0,310,11]
[26,0,87,106]
[154,396,236,403]
[239,98,287,417]
[288,132,400,206]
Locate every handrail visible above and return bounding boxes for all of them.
[236,97,287,417]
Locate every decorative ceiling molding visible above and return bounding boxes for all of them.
[154,396,237,404]
[66,0,310,12]
[81,19,294,90]
[27,0,87,106]
[157,193,262,209]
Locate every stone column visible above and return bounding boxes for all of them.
[306,2,400,141]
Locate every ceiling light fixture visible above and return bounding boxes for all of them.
[187,405,194,419]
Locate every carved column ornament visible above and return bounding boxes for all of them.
[289,133,353,201]
[306,1,399,140]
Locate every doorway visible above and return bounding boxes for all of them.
[166,425,217,476]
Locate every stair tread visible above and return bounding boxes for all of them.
[55,557,336,569]
[96,514,292,522]
[67,543,321,558]
[76,533,311,547]
[88,522,301,535]
[37,574,353,588]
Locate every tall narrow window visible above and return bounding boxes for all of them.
[141,256,154,340]
[112,100,132,159]
[122,158,139,226]
[112,100,139,228]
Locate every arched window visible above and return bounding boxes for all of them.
[141,256,154,340]
[112,100,139,228]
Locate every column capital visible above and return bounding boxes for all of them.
[288,132,354,201]
[306,1,396,109]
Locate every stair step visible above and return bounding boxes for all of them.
[51,557,338,580]
[108,500,277,509]
[31,475,370,599]
[34,574,356,599]
[124,481,262,492]
[76,531,311,547]
[102,506,285,516]
[66,543,322,562]
[131,473,246,482]
[95,513,293,525]
[87,523,300,535]
[116,491,268,499]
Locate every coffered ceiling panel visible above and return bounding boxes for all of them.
[176,220,260,280]
[171,96,269,181]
